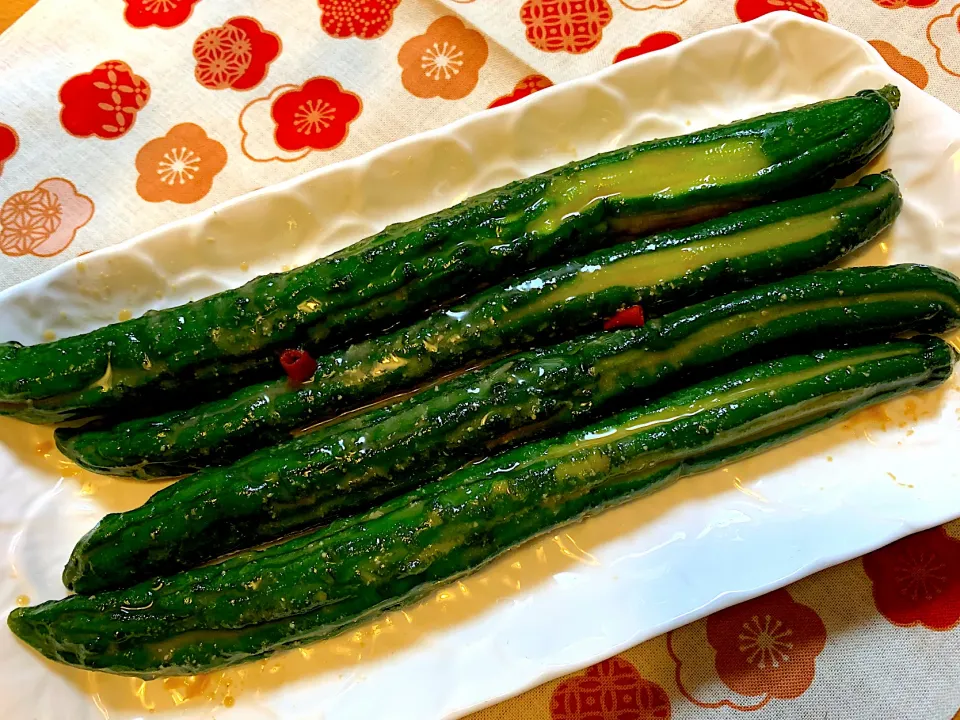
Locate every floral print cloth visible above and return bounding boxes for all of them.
[0,1,958,719]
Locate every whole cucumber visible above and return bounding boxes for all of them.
[62,263,960,594]
[11,337,956,677]
[57,172,902,478]
[0,88,900,423]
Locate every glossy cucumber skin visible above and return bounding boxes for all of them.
[12,337,956,677]
[56,173,903,478]
[0,88,900,423]
[62,263,960,594]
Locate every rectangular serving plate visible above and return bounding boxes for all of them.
[1,13,959,720]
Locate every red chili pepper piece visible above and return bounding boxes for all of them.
[280,349,317,384]
[603,305,645,331]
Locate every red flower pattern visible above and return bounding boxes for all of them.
[59,61,150,140]
[551,657,671,719]
[520,0,614,54]
[871,0,937,7]
[614,31,682,63]
[271,77,362,153]
[194,17,281,91]
[124,0,202,29]
[0,124,18,176]
[317,0,402,39]
[863,527,960,631]
[489,74,554,108]
[735,0,829,22]
[706,590,826,703]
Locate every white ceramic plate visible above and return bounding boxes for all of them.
[2,13,960,720]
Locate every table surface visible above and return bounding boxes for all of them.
[1,2,959,719]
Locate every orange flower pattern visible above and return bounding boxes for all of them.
[863,527,960,631]
[194,17,281,91]
[706,590,827,703]
[317,0,402,39]
[135,123,227,204]
[868,40,928,88]
[0,178,94,257]
[614,31,682,63]
[398,17,488,100]
[271,77,362,152]
[551,657,671,719]
[59,60,150,140]
[520,0,614,54]
[488,74,553,108]
[0,123,18,176]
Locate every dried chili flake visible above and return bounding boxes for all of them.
[603,305,645,331]
[280,349,317,384]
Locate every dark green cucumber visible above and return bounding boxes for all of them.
[1,88,900,424]
[13,337,956,677]
[56,173,903,478]
[62,263,960,594]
